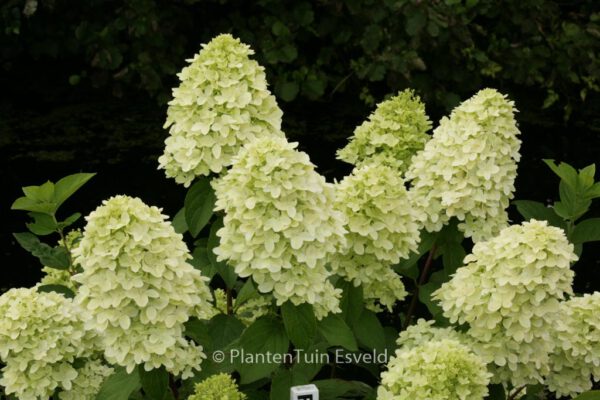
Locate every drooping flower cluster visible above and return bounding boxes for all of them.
[545,293,600,397]
[0,288,100,400]
[377,339,490,400]
[58,359,114,400]
[213,136,347,319]
[331,164,420,310]
[159,34,284,186]
[406,88,521,241]
[72,195,214,378]
[433,220,577,386]
[188,373,246,400]
[213,288,272,326]
[337,89,431,173]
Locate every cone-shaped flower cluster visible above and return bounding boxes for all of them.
[433,220,577,386]
[337,89,431,173]
[396,319,470,349]
[213,136,347,319]
[58,359,114,400]
[189,373,246,400]
[72,195,214,377]
[0,288,100,400]
[406,88,521,241]
[331,164,420,310]
[546,293,600,397]
[159,34,283,186]
[377,338,490,400]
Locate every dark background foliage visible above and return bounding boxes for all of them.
[1,0,599,291]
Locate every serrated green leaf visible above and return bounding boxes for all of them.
[281,302,317,350]
[317,315,358,351]
[184,178,216,237]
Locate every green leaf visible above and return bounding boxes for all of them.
[317,315,358,351]
[184,318,211,347]
[184,177,216,237]
[23,181,55,203]
[281,302,317,350]
[26,212,57,235]
[237,316,289,384]
[544,159,578,188]
[37,284,75,298]
[570,218,600,243]
[291,341,328,382]
[278,81,300,102]
[59,212,81,230]
[96,367,141,400]
[207,218,237,288]
[440,242,465,276]
[405,10,426,36]
[53,173,95,209]
[172,207,188,234]
[313,379,374,399]
[338,280,364,327]
[13,232,70,269]
[586,182,600,199]
[574,391,600,400]
[513,200,565,228]
[139,366,168,400]
[190,241,216,279]
[579,164,596,187]
[11,196,57,215]
[352,309,385,352]
[270,369,294,400]
[487,383,506,399]
[208,314,245,353]
[234,279,259,309]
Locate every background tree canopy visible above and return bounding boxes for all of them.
[0,0,599,290]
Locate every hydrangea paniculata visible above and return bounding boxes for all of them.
[377,338,491,400]
[58,359,114,400]
[158,34,283,186]
[0,288,99,400]
[337,89,431,173]
[72,195,214,378]
[212,136,347,319]
[331,164,420,310]
[188,373,246,400]
[212,288,272,326]
[406,88,521,241]
[433,220,577,386]
[545,292,600,397]
[38,230,82,291]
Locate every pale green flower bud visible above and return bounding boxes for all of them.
[377,339,491,400]
[337,89,431,173]
[212,288,272,326]
[213,136,347,319]
[159,34,284,186]
[433,220,577,386]
[0,288,99,400]
[188,373,246,400]
[331,164,421,310]
[406,88,521,242]
[546,292,600,397]
[58,359,113,400]
[72,195,214,378]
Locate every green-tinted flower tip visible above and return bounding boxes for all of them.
[212,136,347,319]
[188,373,246,400]
[337,89,432,173]
[159,33,284,186]
[72,195,214,378]
[406,88,521,241]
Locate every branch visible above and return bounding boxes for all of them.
[403,244,437,329]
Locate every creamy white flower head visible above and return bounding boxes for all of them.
[72,195,213,378]
[546,292,600,397]
[213,136,347,319]
[337,89,431,173]
[406,88,521,241]
[377,338,491,400]
[397,319,469,349]
[158,33,284,186]
[331,164,420,310]
[58,359,113,400]
[433,220,577,386]
[0,288,98,400]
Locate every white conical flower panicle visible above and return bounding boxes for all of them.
[377,338,491,400]
[545,292,600,398]
[212,136,347,319]
[0,288,100,400]
[406,88,521,241]
[337,89,431,172]
[158,34,284,186]
[433,220,577,386]
[331,164,420,311]
[72,195,214,378]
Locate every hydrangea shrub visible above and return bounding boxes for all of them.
[158,34,283,186]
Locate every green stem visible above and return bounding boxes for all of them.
[507,385,526,400]
[53,216,75,274]
[226,288,233,315]
[403,244,437,329]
